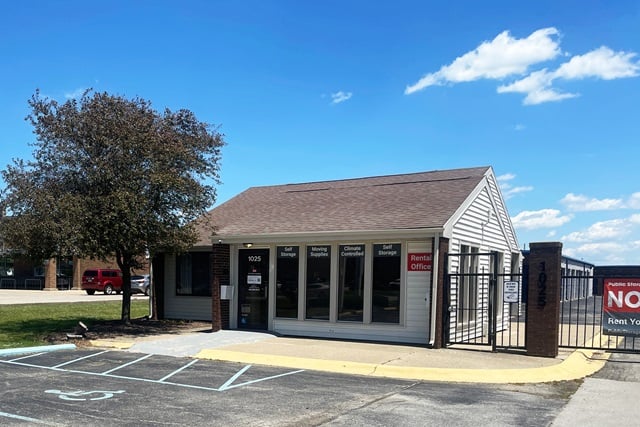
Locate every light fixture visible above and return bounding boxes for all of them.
[242,243,253,248]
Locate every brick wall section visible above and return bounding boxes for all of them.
[212,244,230,329]
[432,237,449,349]
[525,242,562,358]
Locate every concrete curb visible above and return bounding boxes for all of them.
[195,348,611,384]
[0,344,77,357]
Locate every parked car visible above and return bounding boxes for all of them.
[81,269,123,295]
[131,274,150,296]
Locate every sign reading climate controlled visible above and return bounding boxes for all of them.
[407,252,432,272]
[340,245,364,257]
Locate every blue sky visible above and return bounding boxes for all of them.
[1,1,639,266]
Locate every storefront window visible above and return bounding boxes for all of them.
[338,244,365,322]
[276,246,299,318]
[372,244,401,323]
[306,245,331,320]
[176,252,212,296]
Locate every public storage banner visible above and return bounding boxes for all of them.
[603,278,640,336]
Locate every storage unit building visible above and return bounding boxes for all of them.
[156,166,521,345]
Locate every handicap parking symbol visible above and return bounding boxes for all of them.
[45,389,125,401]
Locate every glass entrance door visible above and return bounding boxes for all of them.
[238,248,269,329]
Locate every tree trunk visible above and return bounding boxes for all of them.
[116,254,132,325]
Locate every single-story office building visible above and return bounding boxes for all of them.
[153,166,521,346]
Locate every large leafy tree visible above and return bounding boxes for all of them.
[1,90,225,322]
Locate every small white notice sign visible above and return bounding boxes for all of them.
[503,281,520,303]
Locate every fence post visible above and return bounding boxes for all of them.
[525,242,562,357]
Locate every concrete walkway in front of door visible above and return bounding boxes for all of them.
[89,328,609,384]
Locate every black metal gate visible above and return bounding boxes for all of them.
[444,251,527,353]
[559,274,640,353]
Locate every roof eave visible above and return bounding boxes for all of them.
[204,227,445,246]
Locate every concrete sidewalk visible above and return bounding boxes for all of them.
[89,328,610,384]
[0,288,609,384]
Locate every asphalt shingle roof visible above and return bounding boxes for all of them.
[196,166,490,244]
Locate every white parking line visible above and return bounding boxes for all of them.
[8,352,47,362]
[52,350,109,368]
[0,410,63,426]
[102,353,153,374]
[0,352,304,392]
[159,359,199,382]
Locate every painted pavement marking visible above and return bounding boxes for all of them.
[0,350,304,393]
[0,410,63,426]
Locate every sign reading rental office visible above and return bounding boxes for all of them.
[408,253,432,272]
[603,278,640,336]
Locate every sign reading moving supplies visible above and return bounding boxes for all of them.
[603,278,640,336]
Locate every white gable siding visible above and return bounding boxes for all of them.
[486,172,519,251]
[163,254,213,321]
[446,180,518,340]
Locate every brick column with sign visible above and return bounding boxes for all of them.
[525,242,562,358]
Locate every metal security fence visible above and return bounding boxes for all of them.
[444,251,526,353]
[559,274,640,353]
[0,277,43,289]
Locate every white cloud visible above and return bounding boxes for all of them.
[514,124,525,131]
[555,47,639,80]
[330,91,352,104]
[512,209,573,230]
[561,218,630,242]
[626,193,640,209]
[564,240,640,264]
[497,173,516,182]
[560,193,624,211]
[497,173,533,199]
[406,27,640,105]
[497,69,578,105]
[502,185,534,200]
[405,27,561,94]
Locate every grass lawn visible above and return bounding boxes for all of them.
[0,300,149,349]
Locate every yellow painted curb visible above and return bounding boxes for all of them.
[195,348,611,384]
[89,340,134,350]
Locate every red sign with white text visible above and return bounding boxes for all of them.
[407,253,432,272]
[603,278,640,336]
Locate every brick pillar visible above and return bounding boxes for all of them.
[525,242,562,357]
[212,244,230,330]
[432,237,449,349]
[43,257,57,291]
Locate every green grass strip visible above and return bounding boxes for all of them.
[0,300,149,349]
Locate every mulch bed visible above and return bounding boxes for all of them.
[45,318,213,345]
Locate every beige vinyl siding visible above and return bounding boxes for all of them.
[272,240,432,344]
[163,253,213,321]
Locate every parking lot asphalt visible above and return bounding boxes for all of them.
[0,289,609,384]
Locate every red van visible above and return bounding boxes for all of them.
[81,269,123,295]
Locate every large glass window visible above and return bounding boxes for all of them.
[176,252,212,296]
[372,244,401,323]
[338,244,365,322]
[276,246,299,318]
[306,245,331,320]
